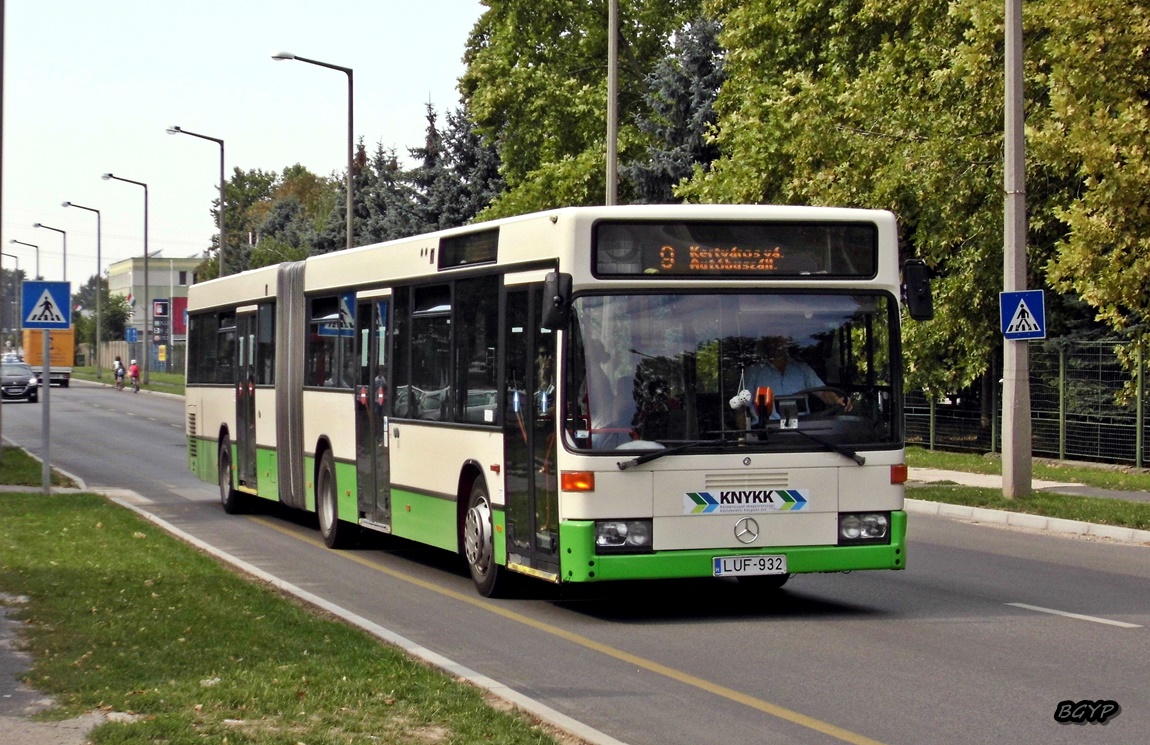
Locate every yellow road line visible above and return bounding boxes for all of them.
[251,516,887,745]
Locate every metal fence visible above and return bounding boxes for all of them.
[907,340,1147,468]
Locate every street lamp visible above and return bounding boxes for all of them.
[8,239,39,279]
[167,126,227,276]
[272,51,354,249]
[62,201,104,378]
[102,173,150,385]
[32,223,66,280]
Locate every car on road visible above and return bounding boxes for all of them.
[2,361,40,403]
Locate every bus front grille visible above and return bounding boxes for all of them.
[704,471,789,490]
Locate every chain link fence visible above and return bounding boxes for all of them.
[907,340,1147,468]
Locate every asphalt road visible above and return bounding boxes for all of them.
[4,382,1150,745]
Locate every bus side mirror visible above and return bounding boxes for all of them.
[542,271,573,330]
[902,259,934,321]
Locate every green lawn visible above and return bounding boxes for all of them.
[906,446,1150,531]
[906,446,1150,492]
[0,491,563,744]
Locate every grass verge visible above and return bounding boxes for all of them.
[910,484,1150,532]
[69,366,185,396]
[0,445,77,488]
[0,493,563,745]
[906,446,1150,492]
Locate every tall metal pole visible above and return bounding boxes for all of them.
[62,202,102,377]
[606,0,619,206]
[167,127,227,275]
[1002,0,1031,498]
[102,174,150,384]
[272,52,354,249]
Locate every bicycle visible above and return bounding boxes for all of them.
[114,371,125,391]
[130,374,140,393]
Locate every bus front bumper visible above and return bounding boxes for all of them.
[556,511,906,583]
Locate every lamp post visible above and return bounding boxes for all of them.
[32,223,66,280]
[9,239,38,279]
[166,126,227,276]
[1,252,19,339]
[62,201,103,378]
[272,51,354,249]
[102,173,150,385]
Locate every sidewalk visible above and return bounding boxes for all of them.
[907,467,1150,545]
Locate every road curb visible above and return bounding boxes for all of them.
[906,498,1150,545]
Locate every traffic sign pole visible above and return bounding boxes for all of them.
[42,328,50,494]
[22,281,71,495]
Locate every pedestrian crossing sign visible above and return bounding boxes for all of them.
[1000,289,1045,340]
[22,281,72,329]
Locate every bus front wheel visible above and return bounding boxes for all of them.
[317,450,355,549]
[463,481,508,597]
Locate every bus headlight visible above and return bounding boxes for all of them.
[595,519,653,553]
[838,512,890,545]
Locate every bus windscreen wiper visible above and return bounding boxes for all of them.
[617,439,725,470]
[790,428,866,466]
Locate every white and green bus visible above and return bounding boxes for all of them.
[186,205,932,596]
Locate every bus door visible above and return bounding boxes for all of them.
[503,282,559,574]
[355,297,392,528]
[235,310,258,490]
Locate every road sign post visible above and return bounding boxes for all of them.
[22,281,71,494]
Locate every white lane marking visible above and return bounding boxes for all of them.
[1006,603,1142,628]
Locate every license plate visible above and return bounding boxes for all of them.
[713,554,787,577]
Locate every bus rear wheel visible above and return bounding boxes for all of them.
[463,481,508,597]
[219,437,245,514]
[317,450,355,549]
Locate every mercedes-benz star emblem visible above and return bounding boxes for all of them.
[734,517,760,544]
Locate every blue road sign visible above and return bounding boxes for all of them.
[126,327,139,344]
[1000,289,1046,340]
[21,281,72,329]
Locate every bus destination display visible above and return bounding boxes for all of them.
[594,221,877,278]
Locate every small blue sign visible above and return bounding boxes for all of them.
[126,327,139,344]
[1000,290,1046,340]
[21,281,72,329]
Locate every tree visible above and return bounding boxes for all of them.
[461,0,705,217]
[71,274,130,344]
[679,0,1106,395]
[622,15,724,203]
[428,104,506,227]
[1032,0,1150,347]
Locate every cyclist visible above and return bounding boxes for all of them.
[128,359,141,393]
[113,356,126,391]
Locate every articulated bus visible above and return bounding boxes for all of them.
[186,205,933,596]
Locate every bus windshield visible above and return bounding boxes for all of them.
[565,292,900,453]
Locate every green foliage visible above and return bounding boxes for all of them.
[70,275,130,343]
[1032,0,1150,345]
[462,0,705,215]
[626,15,724,204]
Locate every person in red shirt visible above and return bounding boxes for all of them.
[128,359,141,392]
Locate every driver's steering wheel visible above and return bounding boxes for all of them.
[794,386,851,416]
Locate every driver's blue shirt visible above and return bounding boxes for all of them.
[744,358,824,420]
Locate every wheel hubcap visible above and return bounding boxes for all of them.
[464,500,492,574]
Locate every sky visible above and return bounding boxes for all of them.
[1,0,487,286]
